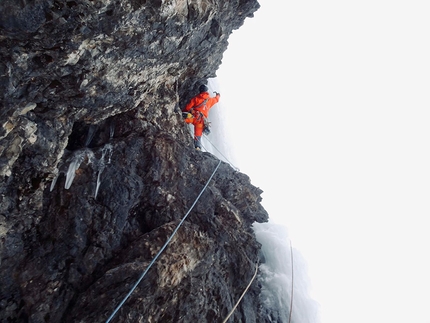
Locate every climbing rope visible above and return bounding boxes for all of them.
[288,239,294,323]
[105,160,222,323]
[221,238,295,323]
[202,134,239,171]
[185,120,238,171]
[222,262,259,323]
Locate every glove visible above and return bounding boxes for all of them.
[187,113,193,119]
[213,91,220,96]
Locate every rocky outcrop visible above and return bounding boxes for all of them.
[0,1,272,322]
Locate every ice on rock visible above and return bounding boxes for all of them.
[94,143,113,198]
[109,121,115,140]
[85,125,98,147]
[94,171,102,199]
[101,143,113,165]
[65,149,95,189]
[50,172,59,192]
[51,124,114,195]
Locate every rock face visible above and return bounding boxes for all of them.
[0,1,272,322]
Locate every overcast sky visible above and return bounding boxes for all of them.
[215,1,430,322]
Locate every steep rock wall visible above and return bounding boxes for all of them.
[0,1,273,322]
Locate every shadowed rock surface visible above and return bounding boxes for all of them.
[0,1,277,322]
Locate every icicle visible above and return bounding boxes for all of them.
[65,157,83,189]
[102,143,113,164]
[94,143,114,198]
[86,149,95,165]
[50,173,59,192]
[64,149,94,189]
[94,171,102,199]
[85,125,98,147]
[109,121,115,140]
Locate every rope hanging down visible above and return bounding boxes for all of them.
[288,239,294,323]
[223,241,294,323]
[105,160,222,323]
[202,134,239,171]
[222,262,259,323]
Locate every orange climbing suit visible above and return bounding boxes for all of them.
[183,91,220,137]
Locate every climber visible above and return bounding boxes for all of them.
[183,84,220,150]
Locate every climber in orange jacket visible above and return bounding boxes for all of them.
[183,84,220,150]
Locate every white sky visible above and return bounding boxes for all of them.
[215,1,430,323]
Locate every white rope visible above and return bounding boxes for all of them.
[105,160,222,323]
[186,120,239,172]
[288,239,294,323]
[202,134,239,171]
[222,262,259,323]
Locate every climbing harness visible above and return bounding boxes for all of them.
[105,160,222,323]
[186,99,211,131]
[182,97,207,119]
[203,118,211,135]
[222,262,259,323]
[191,98,208,111]
[183,109,211,135]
